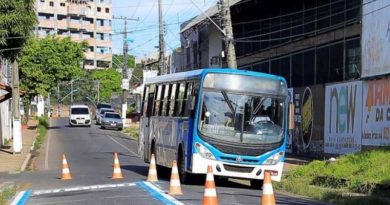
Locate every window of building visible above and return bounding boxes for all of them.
[49,1,54,6]
[280,57,291,86]
[60,2,65,7]
[345,38,361,80]
[97,7,101,12]
[316,46,330,84]
[329,42,344,82]
[291,53,304,87]
[303,50,315,86]
[105,8,109,13]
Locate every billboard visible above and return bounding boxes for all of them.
[362,0,390,77]
[324,81,362,154]
[362,77,390,146]
[292,85,324,157]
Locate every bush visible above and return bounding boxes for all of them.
[34,117,49,151]
[275,148,390,204]
[124,125,139,140]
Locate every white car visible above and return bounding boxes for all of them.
[69,105,92,127]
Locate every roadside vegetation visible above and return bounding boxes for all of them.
[124,124,139,140]
[33,116,49,151]
[275,148,390,205]
[0,185,16,205]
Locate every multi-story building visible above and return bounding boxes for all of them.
[179,0,390,157]
[35,0,112,69]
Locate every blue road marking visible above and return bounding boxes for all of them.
[136,181,183,205]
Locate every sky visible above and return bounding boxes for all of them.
[112,0,219,58]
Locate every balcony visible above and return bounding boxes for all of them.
[82,23,95,32]
[85,38,95,46]
[70,36,83,43]
[84,64,95,70]
[57,6,67,15]
[95,39,112,47]
[68,22,81,30]
[57,20,67,29]
[96,53,112,61]
[39,19,55,28]
[67,4,87,16]
[96,26,112,34]
[37,5,55,14]
[84,51,95,60]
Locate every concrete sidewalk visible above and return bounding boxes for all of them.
[0,120,38,173]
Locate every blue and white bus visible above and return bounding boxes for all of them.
[138,69,289,184]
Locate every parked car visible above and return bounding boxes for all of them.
[95,102,112,120]
[100,112,123,130]
[69,105,91,127]
[96,108,115,125]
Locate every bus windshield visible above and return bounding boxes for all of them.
[198,90,285,144]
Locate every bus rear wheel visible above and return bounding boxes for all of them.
[178,149,190,184]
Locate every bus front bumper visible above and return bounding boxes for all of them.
[191,153,283,181]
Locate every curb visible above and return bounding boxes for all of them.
[19,135,37,172]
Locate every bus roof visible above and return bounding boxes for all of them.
[144,68,286,85]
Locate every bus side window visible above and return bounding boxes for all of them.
[183,82,193,117]
[154,85,162,116]
[147,84,156,117]
[169,84,177,116]
[175,83,186,116]
[161,84,170,116]
[142,86,149,116]
[158,85,165,116]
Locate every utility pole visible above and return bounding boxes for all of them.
[11,61,22,154]
[113,16,138,119]
[220,0,237,69]
[158,0,166,75]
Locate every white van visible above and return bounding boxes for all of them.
[69,105,91,127]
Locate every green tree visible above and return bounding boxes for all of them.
[130,63,143,88]
[90,68,121,102]
[112,54,135,70]
[0,0,37,60]
[19,36,87,119]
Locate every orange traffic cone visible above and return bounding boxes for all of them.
[147,154,158,182]
[202,165,219,205]
[112,153,124,179]
[61,154,72,180]
[168,160,183,195]
[261,171,276,205]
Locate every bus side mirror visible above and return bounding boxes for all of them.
[288,103,295,130]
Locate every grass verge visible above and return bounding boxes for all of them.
[275,148,390,205]
[123,124,139,140]
[33,116,49,151]
[0,185,17,205]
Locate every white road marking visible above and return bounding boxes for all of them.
[107,135,137,156]
[32,183,136,196]
[141,182,185,205]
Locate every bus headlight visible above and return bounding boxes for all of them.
[195,142,215,160]
[263,151,284,165]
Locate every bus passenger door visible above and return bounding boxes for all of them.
[140,92,154,162]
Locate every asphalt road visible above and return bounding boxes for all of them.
[1,118,329,205]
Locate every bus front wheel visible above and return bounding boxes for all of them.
[250,179,263,189]
[178,148,189,184]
